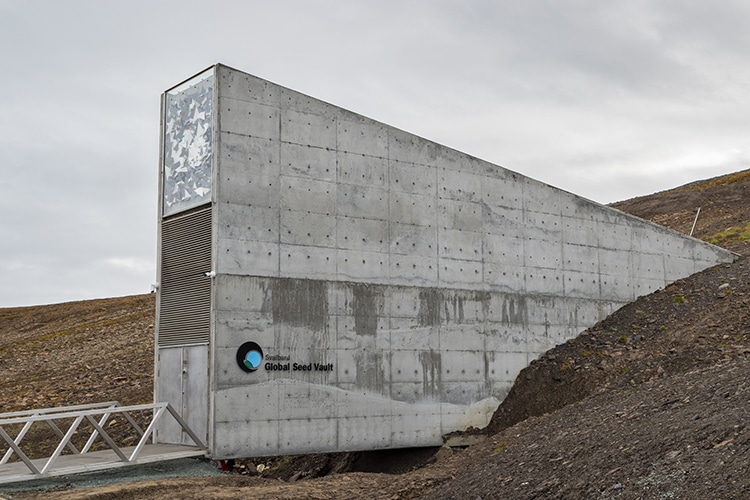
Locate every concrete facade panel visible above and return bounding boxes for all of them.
[280,176,336,215]
[278,87,339,117]
[391,408,441,447]
[389,324,440,351]
[280,418,338,453]
[390,222,436,256]
[523,178,563,214]
[337,248,389,281]
[336,217,389,253]
[564,270,601,299]
[390,160,436,194]
[632,225,667,254]
[599,275,633,301]
[562,215,599,246]
[338,151,388,188]
[388,128,442,165]
[634,277,668,298]
[389,253,438,286]
[337,184,389,220]
[213,419,280,458]
[439,228,483,260]
[390,191,437,226]
[280,210,336,247]
[665,255,696,278]
[337,416,392,450]
[438,325,485,352]
[487,351,530,382]
[156,65,737,460]
[441,351,486,382]
[337,119,388,156]
[219,204,279,243]
[279,244,337,278]
[218,68,280,104]
[694,241,731,262]
[280,142,336,182]
[432,146,483,175]
[219,97,279,140]
[599,247,631,277]
[525,269,565,295]
[213,275,271,312]
[632,252,665,280]
[441,382,485,405]
[280,108,336,148]
[483,234,524,266]
[525,238,562,270]
[599,222,633,251]
[483,204,525,238]
[219,133,280,208]
[563,243,599,274]
[524,210,563,242]
[484,263,525,292]
[438,167,482,203]
[218,237,279,277]
[438,258,483,287]
[214,311,274,349]
[439,199,483,232]
[481,175,523,210]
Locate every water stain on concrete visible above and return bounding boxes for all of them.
[350,284,384,337]
[445,295,464,323]
[418,289,442,326]
[355,350,386,393]
[419,350,441,398]
[502,295,528,326]
[271,278,328,330]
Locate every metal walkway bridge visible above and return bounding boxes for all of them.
[0,401,206,484]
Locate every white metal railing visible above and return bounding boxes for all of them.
[0,401,206,478]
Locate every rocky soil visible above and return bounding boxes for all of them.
[2,169,750,499]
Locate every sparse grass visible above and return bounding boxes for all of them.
[493,441,507,454]
[1,313,141,353]
[703,222,750,247]
[673,294,685,303]
[618,335,628,344]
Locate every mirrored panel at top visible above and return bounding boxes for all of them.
[162,67,214,217]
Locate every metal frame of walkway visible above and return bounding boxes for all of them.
[0,401,206,484]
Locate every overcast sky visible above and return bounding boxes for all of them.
[1,0,749,307]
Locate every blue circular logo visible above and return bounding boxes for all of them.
[236,342,263,372]
[244,350,262,370]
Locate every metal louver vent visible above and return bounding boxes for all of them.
[158,207,212,347]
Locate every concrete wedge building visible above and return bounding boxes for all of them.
[154,64,736,458]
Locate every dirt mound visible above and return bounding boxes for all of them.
[611,167,750,255]
[428,356,750,499]
[487,258,750,436]
[3,168,750,498]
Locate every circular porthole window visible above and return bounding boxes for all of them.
[236,341,264,372]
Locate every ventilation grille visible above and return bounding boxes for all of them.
[158,207,212,347]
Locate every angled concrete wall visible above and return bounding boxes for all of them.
[156,64,736,459]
